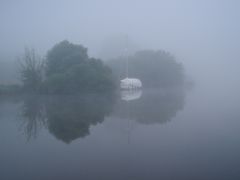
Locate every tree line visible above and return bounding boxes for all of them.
[107,50,185,88]
[19,40,117,94]
[0,40,185,95]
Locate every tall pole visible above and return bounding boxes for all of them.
[125,35,129,78]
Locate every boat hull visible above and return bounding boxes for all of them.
[120,78,142,89]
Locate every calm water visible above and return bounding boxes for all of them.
[0,86,240,180]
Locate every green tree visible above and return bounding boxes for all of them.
[45,40,116,94]
[46,40,88,77]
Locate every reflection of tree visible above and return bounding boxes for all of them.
[46,95,115,143]
[20,88,185,142]
[113,88,185,124]
[20,95,46,141]
[20,94,115,143]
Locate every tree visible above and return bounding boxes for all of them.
[46,40,88,77]
[45,40,117,94]
[19,48,44,92]
[107,50,185,88]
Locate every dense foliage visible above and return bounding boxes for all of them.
[6,41,186,94]
[45,41,116,94]
[18,41,116,94]
[107,50,185,88]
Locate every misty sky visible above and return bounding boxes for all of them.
[0,0,240,86]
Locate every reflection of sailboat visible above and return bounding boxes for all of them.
[121,89,142,101]
[120,36,142,90]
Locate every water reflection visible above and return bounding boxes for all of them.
[113,88,185,124]
[20,95,47,141]
[121,89,142,101]
[20,88,186,143]
[46,95,115,143]
[21,94,115,143]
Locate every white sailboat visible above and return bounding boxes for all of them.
[120,78,142,89]
[120,38,142,90]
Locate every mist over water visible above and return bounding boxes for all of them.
[0,0,240,179]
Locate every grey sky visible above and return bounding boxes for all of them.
[0,0,240,85]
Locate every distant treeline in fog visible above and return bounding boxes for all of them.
[0,40,185,95]
[107,50,185,88]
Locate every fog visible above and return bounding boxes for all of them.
[1,1,240,179]
[1,0,240,87]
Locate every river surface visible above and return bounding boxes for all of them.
[0,85,240,180]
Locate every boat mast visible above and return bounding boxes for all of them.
[125,35,129,78]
